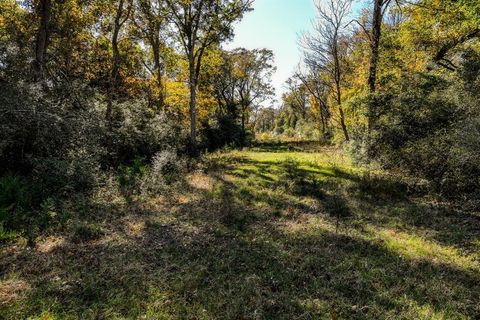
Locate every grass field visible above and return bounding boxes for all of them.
[1,142,479,319]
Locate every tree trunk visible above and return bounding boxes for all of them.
[106,0,124,122]
[188,53,198,154]
[152,38,165,107]
[336,81,349,142]
[33,0,51,80]
[319,100,326,136]
[333,37,349,142]
[338,105,349,141]
[241,106,246,133]
[368,0,382,94]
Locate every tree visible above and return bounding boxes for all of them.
[294,69,331,137]
[234,48,275,134]
[213,48,275,134]
[106,0,132,123]
[404,0,480,71]
[165,0,252,153]
[368,0,394,93]
[33,0,52,80]
[284,76,308,121]
[132,0,167,106]
[303,0,352,141]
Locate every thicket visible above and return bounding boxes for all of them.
[263,0,480,206]
[0,0,264,243]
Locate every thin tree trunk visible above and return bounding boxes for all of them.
[33,0,51,80]
[106,0,124,122]
[188,52,198,154]
[336,81,349,141]
[152,38,165,107]
[319,100,326,136]
[241,106,246,133]
[368,0,382,94]
[333,37,349,142]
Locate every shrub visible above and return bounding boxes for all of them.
[141,150,186,194]
[199,114,249,151]
[110,99,188,165]
[353,59,480,204]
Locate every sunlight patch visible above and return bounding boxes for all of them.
[126,220,146,237]
[378,229,479,270]
[0,279,30,305]
[36,236,66,253]
[188,173,215,191]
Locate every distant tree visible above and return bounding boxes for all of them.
[165,0,253,154]
[303,0,352,141]
[294,69,331,137]
[132,0,167,106]
[106,0,132,123]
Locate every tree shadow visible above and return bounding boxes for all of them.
[3,207,478,318]
[2,149,479,319]
[251,141,330,153]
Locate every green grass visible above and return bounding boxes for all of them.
[1,142,479,319]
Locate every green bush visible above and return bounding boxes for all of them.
[353,56,480,204]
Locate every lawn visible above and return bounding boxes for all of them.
[1,142,479,319]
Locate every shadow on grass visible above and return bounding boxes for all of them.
[251,140,330,153]
[2,145,479,319]
[224,154,479,256]
[2,202,478,318]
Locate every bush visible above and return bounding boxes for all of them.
[354,57,480,204]
[0,175,63,243]
[108,99,188,165]
[71,221,104,243]
[141,149,186,194]
[199,114,250,151]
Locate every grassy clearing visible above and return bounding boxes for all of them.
[1,142,479,319]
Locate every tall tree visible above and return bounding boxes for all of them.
[212,48,275,135]
[294,69,331,137]
[303,0,352,141]
[33,0,52,80]
[165,0,252,153]
[106,0,132,123]
[132,0,167,106]
[235,48,275,134]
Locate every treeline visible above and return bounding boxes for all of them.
[0,0,278,242]
[261,0,480,205]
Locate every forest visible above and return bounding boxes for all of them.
[0,0,479,318]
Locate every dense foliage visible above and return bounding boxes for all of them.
[0,0,275,241]
[0,0,479,239]
[263,0,480,205]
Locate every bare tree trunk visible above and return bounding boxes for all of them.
[336,81,349,141]
[33,0,51,80]
[368,0,382,94]
[106,0,125,122]
[333,37,349,142]
[152,38,165,107]
[188,52,198,154]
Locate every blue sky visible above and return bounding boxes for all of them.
[224,0,366,104]
[225,0,315,104]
